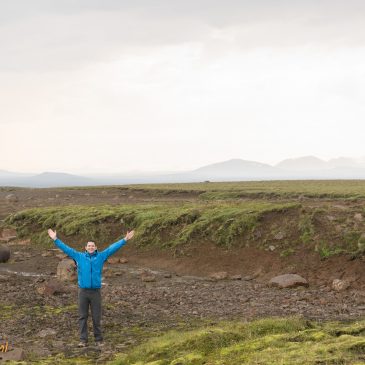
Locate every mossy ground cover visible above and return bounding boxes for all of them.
[126,180,365,200]
[110,317,365,365]
[0,303,77,320]
[3,201,298,249]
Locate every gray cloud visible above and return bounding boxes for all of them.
[1,1,365,72]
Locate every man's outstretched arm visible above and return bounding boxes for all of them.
[100,230,135,261]
[47,229,80,261]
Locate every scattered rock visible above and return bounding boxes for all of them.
[103,268,114,278]
[209,272,228,281]
[268,245,276,251]
[332,279,350,292]
[230,275,242,280]
[141,271,156,282]
[107,257,120,265]
[5,194,18,203]
[119,257,128,264]
[57,259,77,282]
[163,273,172,278]
[0,245,11,263]
[269,274,309,289]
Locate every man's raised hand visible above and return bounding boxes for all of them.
[48,229,57,240]
[125,230,135,241]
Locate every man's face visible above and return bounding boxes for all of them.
[85,241,97,254]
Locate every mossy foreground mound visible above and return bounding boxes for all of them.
[112,317,365,365]
[4,202,297,249]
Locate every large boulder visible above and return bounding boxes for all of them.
[57,259,77,282]
[269,274,308,289]
[0,245,10,263]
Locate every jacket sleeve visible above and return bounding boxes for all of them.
[100,238,127,261]
[53,238,80,261]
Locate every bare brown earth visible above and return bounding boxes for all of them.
[0,187,365,364]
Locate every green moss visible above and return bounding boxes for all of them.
[110,317,365,365]
[127,180,365,199]
[280,248,295,257]
[343,231,362,250]
[0,304,78,322]
[298,212,315,244]
[315,241,345,259]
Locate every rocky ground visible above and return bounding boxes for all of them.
[1,240,365,364]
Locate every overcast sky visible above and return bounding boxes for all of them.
[1,0,365,174]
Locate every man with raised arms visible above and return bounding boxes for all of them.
[47,228,135,348]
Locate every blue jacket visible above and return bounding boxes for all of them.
[53,237,127,289]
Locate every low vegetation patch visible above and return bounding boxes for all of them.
[127,180,365,199]
[110,317,365,365]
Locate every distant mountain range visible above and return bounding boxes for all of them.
[2,156,365,187]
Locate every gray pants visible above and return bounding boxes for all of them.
[78,288,103,342]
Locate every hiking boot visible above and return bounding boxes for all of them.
[78,341,88,348]
[95,341,105,348]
